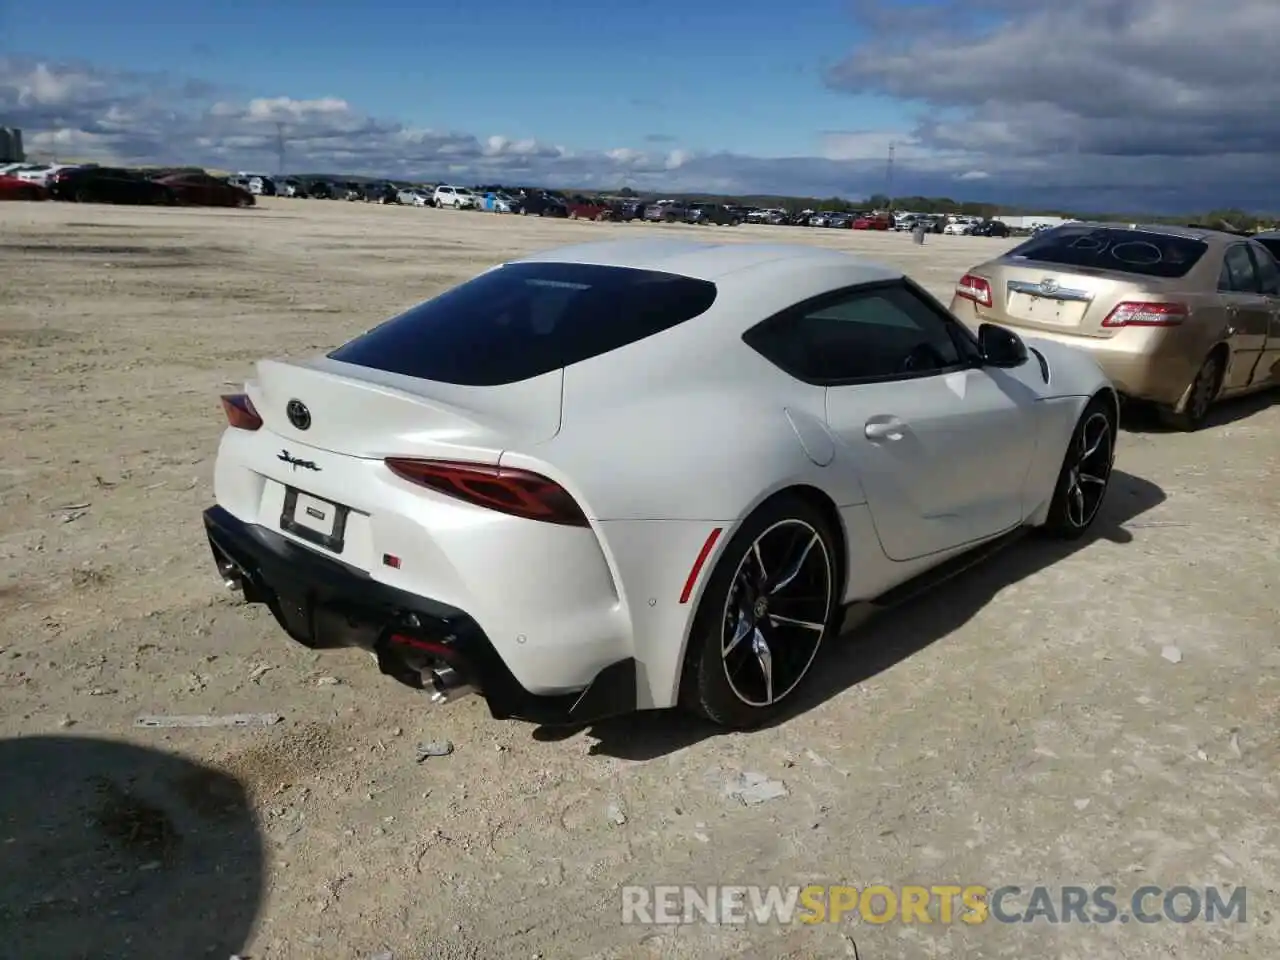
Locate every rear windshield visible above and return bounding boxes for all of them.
[1006,226,1208,278]
[328,261,718,386]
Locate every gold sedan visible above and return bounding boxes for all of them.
[949,223,1280,429]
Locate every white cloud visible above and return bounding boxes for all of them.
[827,0,1280,209]
[3,31,1277,213]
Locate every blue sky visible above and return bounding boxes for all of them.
[2,0,1277,211]
[4,0,915,158]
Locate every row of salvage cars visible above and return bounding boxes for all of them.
[0,163,255,206]
[200,224,1280,733]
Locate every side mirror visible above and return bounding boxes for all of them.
[978,323,1028,368]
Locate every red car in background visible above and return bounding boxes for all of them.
[0,174,48,201]
[852,214,892,230]
[565,195,614,221]
[152,172,254,207]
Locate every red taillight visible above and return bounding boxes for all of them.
[384,458,589,527]
[221,393,262,430]
[1101,301,1188,328]
[955,273,992,307]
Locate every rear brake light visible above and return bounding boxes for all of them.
[1101,302,1188,327]
[955,273,992,307]
[221,393,262,430]
[384,458,589,527]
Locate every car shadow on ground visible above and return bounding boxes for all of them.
[555,468,1166,761]
[1120,387,1277,432]
[0,735,264,960]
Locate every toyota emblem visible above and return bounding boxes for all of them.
[1039,278,1060,296]
[286,399,311,430]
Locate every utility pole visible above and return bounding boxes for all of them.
[886,141,895,211]
[275,123,286,176]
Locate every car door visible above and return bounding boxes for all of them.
[1247,242,1280,387]
[762,280,1039,561]
[1216,243,1270,392]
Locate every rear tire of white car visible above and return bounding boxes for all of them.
[680,495,839,729]
[1041,396,1115,540]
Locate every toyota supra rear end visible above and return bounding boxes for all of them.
[206,239,1117,729]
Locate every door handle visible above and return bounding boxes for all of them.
[864,417,906,441]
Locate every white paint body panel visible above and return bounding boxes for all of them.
[212,240,1114,710]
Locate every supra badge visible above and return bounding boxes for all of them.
[278,450,320,472]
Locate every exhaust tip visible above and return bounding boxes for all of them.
[429,665,476,704]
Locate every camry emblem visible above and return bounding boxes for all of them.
[286,399,311,430]
[1039,278,1060,296]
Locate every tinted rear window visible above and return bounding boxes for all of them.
[328,261,718,386]
[1006,226,1208,278]
[1255,238,1280,261]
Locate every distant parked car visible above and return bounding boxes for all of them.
[565,196,614,221]
[152,172,254,207]
[644,201,690,223]
[517,191,568,217]
[853,214,892,231]
[15,163,86,186]
[0,174,48,201]
[687,203,741,226]
[305,180,335,200]
[48,167,175,205]
[613,198,647,221]
[398,189,430,206]
[478,191,517,213]
[971,220,1010,238]
[362,182,399,204]
[229,175,275,196]
[434,185,478,209]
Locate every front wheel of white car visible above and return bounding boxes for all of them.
[680,496,838,728]
[1041,396,1115,539]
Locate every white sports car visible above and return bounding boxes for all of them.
[204,240,1117,729]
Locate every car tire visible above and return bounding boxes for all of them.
[1157,351,1224,431]
[1040,395,1116,540]
[679,495,839,729]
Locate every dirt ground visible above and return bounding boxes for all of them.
[1,199,1278,960]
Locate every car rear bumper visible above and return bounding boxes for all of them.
[203,505,638,725]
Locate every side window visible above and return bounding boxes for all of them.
[1248,244,1280,295]
[1219,244,1258,293]
[745,282,971,384]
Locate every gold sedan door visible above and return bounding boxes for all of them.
[1216,243,1271,392]
[1248,242,1280,388]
